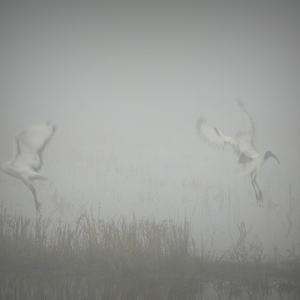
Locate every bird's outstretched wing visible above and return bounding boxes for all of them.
[13,122,56,170]
[16,122,56,153]
[196,117,237,150]
[235,99,259,159]
[236,99,255,141]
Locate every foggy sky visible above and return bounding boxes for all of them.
[0,0,299,255]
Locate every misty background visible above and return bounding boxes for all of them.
[0,0,299,257]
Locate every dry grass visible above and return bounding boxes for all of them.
[0,209,299,299]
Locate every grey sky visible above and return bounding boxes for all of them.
[0,0,299,255]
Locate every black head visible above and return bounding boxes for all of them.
[264,151,280,164]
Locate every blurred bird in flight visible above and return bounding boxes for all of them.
[196,99,280,204]
[1,122,56,212]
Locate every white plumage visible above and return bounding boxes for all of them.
[0,122,56,211]
[196,99,279,203]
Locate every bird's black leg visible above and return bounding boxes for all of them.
[32,189,41,212]
[250,172,259,199]
[253,174,263,205]
[22,179,41,212]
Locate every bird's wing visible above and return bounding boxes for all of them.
[13,122,56,170]
[235,99,259,159]
[16,122,56,153]
[236,98,256,140]
[236,99,256,143]
[196,117,238,150]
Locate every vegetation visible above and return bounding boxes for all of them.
[0,209,299,299]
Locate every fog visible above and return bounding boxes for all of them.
[0,0,300,259]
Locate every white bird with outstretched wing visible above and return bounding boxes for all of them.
[196,99,279,203]
[1,122,56,211]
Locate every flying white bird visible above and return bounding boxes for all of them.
[196,99,280,203]
[0,122,56,211]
